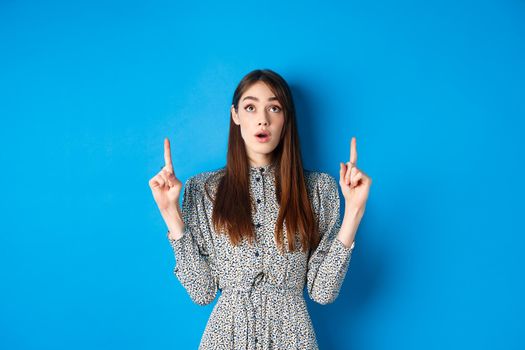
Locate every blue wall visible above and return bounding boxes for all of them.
[1,0,524,349]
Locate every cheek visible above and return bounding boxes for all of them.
[274,119,285,136]
[239,121,252,141]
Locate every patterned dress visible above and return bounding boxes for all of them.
[167,161,356,349]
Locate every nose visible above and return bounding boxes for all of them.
[258,113,270,126]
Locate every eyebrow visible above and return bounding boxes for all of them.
[242,96,279,102]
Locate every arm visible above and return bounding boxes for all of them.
[306,173,356,305]
[167,176,218,306]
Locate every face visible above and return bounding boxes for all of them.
[231,81,285,167]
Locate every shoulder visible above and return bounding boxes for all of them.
[186,166,225,186]
[185,166,226,200]
[303,169,338,192]
[303,170,340,218]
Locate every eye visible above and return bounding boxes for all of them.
[244,104,255,112]
[270,105,282,113]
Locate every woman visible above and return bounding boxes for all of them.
[149,69,372,349]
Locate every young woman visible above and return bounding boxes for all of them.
[149,69,372,349]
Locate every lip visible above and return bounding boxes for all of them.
[254,130,271,143]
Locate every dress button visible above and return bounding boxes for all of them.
[256,223,261,228]
[260,168,265,172]
[256,177,260,181]
[255,251,259,257]
[256,198,261,204]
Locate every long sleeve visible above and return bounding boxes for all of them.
[167,176,218,306]
[306,173,355,305]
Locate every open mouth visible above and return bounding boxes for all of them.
[255,131,271,142]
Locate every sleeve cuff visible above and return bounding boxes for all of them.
[167,230,188,253]
[334,237,355,252]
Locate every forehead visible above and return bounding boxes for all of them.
[241,81,279,102]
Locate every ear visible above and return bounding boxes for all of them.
[231,105,240,125]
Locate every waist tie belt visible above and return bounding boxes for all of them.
[219,271,303,349]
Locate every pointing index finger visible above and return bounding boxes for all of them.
[164,137,173,170]
[350,136,357,165]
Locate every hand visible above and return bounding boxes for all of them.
[149,138,183,218]
[339,136,372,214]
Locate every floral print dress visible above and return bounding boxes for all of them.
[167,162,356,349]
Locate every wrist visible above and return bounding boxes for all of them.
[161,204,180,218]
[161,208,184,239]
[344,202,364,219]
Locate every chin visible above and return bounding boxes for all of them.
[252,144,277,155]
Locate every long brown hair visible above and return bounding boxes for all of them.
[210,69,320,254]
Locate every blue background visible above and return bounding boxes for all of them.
[1,0,524,349]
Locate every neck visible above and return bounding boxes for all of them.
[247,154,273,168]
